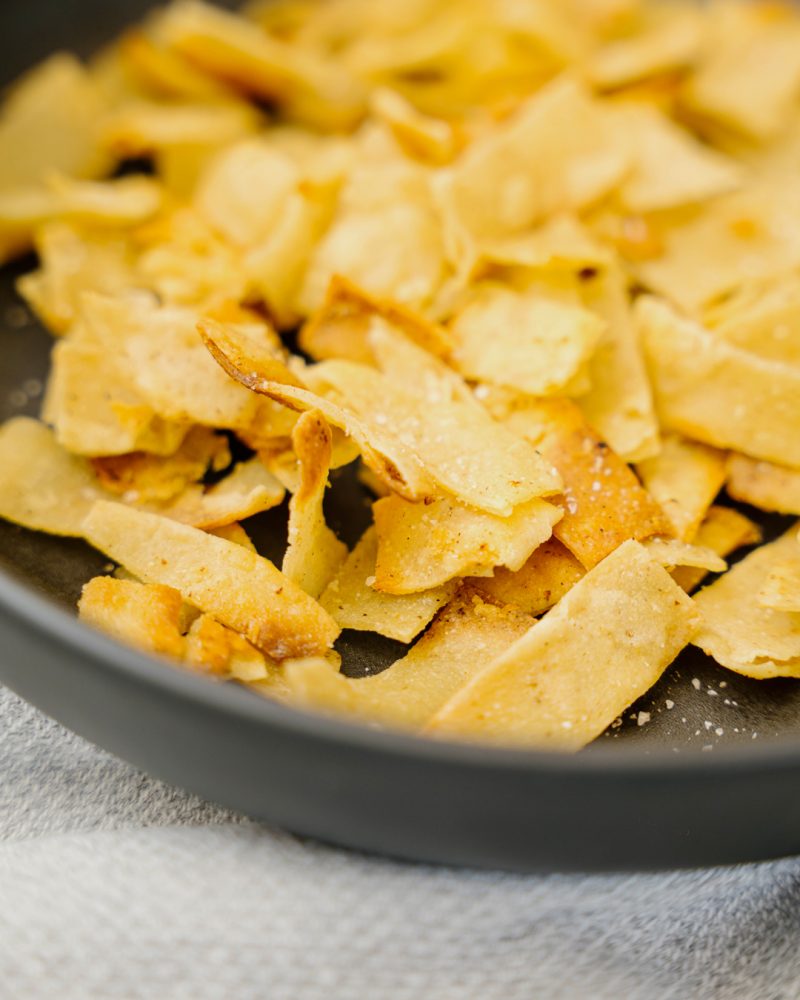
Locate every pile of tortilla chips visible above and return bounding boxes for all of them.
[2,0,800,751]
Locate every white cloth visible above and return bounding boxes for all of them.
[1,686,798,1000]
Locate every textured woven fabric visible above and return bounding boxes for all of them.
[1,686,799,1000]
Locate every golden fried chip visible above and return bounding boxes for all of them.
[0,418,107,536]
[82,501,340,659]
[90,427,231,504]
[319,526,455,643]
[79,576,186,659]
[468,538,586,616]
[184,614,274,681]
[427,541,699,748]
[369,87,459,166]
[102,99,261,158]
[703,276,800,368]
[726,453,800,516]
[587,6,702,89]
[477,213,613,277]
[641,537,727,574]
[299,129,447,313]
[156,0,365,130]
[299,274,454,365]
[16,223,137,335]
[282,410,347,598]
[636,432,727,540]
[638,296,800,468]
[45,336,189,457]
[495,396,671,567]
[372,494,562,594]
[156,457,284,529]
[449,282,605,397]
[577,264,660,462]
[204,317,562,513]
[286,593,533,729]
[119,29,238,102]
[671,504,761,594]
[693,526,800,678]
[682,3,800,140]
[613,102,742,214]
[441,76,629,242]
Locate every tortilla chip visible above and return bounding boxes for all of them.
[156,457,285,529]
[441,75,629,242]
[427,540,699,748]
[102,99,261,158]
[613,102,742,214]
[319,526,455,643]
[204,317,561,514]
[682,3,800,140]
[693,526,800,679]
[639,296,800,468]
[641,537,727,574]
[90,426,231,504]
[78,576,186,660]
[449,282,605,397]
[299,129,446,313]
[671,504,761,594]
[0,418,108,536]
[282,410,347,598]
[369,87,459,166]
[587,6,702,90]
[45,336,189,457]
[299,274,454,366]
[286,593,533,729]
[703,276,800,368]
[726,453,800,516]
[82,501,340,659]
[636,432,727,540]
[16,223,137,335]
[156,0,365,130]
[467,538,585,616]
[373,493,562,594]
[576,265,660,462]
[495,395,671,567]
[184,614,275,681]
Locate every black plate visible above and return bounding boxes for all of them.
[3,0,800,873]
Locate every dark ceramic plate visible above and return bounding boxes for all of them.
[3,0,800,873]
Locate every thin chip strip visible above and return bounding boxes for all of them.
[468,538,585,616]
[282,409,347,598]
[82,500,340,659]
[286,594,534,730]
[693,526,800,679]
[671,505,761,594]
[78,577,186,660]
[427,541,699,749]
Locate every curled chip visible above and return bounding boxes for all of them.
[428,541,699,749]
[282,409,348,598]
[693,527,800,679]
[671,505,761,595]
[82,501,340,659]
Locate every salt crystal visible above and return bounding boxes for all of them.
[665,699,674,710]
[637,711,651,726]
[691,678,701,690]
